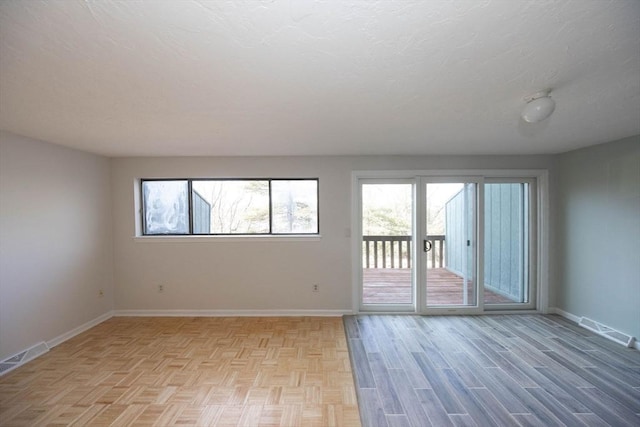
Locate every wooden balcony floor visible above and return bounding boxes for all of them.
[363,268,514,305]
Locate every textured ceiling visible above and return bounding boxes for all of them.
[1,0,639,157]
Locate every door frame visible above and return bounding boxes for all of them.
[351,169,549,315]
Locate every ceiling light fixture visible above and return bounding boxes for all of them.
[521,90,556,123]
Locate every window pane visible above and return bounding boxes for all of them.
[192,180,269,234]
[361,183,413,305]
[271,180,318,234]
[426,183,477,307]
[143,181,189,234]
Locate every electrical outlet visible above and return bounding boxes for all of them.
[312,284,319,292]
[98,289,104,298]
[158,284,164,293]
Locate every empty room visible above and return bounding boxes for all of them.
[1,1,639,426]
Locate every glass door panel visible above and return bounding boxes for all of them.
[424,182,478,309]
[483,181,535,307]
[361,182,414,308]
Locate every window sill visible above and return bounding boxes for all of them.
[133,235,322,243]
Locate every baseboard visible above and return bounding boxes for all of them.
[113,309,352,317]
[549,307,638,350]
[47,310,115,348]
[548,307,581,323]
[1,310,114,376]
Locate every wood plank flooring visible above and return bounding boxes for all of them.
[344,314,640,427]
[0,317,361,426]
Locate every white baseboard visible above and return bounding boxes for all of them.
[47,310,115,348]
[1,310,114,376]
[549,307,639,350]
[548,307,581,323]
[113,309,352,317]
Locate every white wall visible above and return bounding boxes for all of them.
[0,132,114,360]
[111,155,555,312]
[557,135,640,340]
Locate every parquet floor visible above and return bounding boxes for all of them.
[0,317,361,426]
[344,314,640,427]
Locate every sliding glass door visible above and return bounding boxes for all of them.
[356,173,538,313]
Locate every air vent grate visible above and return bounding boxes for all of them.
[579,317,636,348]
[0,342,49,376]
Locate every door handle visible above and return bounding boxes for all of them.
[424,240,432,252]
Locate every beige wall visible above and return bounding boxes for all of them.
[557,135,640,340]
[0,131,560,361]
[111,155,556,312]
[5,129,638,358]
[0,132,114,360]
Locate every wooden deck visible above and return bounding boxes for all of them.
[363,268,513,305]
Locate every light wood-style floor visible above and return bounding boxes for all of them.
[344,314,640,427]
[0,317,361,427]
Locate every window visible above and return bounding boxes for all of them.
[142,179,319,235]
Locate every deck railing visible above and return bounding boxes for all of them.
[362,235,445,269]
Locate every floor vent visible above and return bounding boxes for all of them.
[579,317,636,348]
[0,342,49,376]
